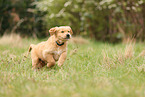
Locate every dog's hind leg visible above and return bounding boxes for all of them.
[32,57,39,70]
[37,59,46,69]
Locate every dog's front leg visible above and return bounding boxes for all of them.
[58,52,67,67]
[45,54,56,68]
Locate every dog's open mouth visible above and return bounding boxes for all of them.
[65,37,70,39]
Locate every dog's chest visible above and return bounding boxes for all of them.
[53,47,64,61]
[53,47,63,55]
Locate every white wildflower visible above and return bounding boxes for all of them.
[132,6,136,11]
[49,13,55,18]
[138,0,144,4]
[64,1,71,7]
[126,7,130,10]
[108,4,117,9]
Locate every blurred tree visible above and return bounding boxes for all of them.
[0,0,46,38]
[0,0,145,42]
[34,0,145,42]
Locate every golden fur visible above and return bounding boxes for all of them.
[29,26,73,69]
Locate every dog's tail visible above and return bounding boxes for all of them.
[28,44,35,52]
[22,44,36,58]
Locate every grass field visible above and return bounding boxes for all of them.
[0,35,145,97]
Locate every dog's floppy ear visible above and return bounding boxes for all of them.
[49,27,58,36]
[70,27,73,35]
[67,26,73,35]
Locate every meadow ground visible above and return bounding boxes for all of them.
[0,34,145,97]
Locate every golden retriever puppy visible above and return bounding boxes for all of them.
[29,26,73,69]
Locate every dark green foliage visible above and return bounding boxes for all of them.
[0,0,46,38]
[0,0,145,42]
[35,0,145,42]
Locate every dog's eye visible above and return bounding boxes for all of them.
[61,31,64,33]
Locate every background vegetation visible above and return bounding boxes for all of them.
[0,0,145,42]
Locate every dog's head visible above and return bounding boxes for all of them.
[49,26,73,41]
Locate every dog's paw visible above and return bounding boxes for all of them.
[47,63,51,68]
[58,63,63,67]
[47,62,55,68]
[32,67,37,71]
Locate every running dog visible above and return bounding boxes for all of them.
[29,26,73,69]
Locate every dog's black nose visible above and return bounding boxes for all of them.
[66,34,70,38]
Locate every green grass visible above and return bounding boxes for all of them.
[0,38,145,97]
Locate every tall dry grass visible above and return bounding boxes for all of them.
[69,36,89,44]
[0,33,22,46]
[124,38,135,59]
[101,38,139,69]
[0,33,31,48]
